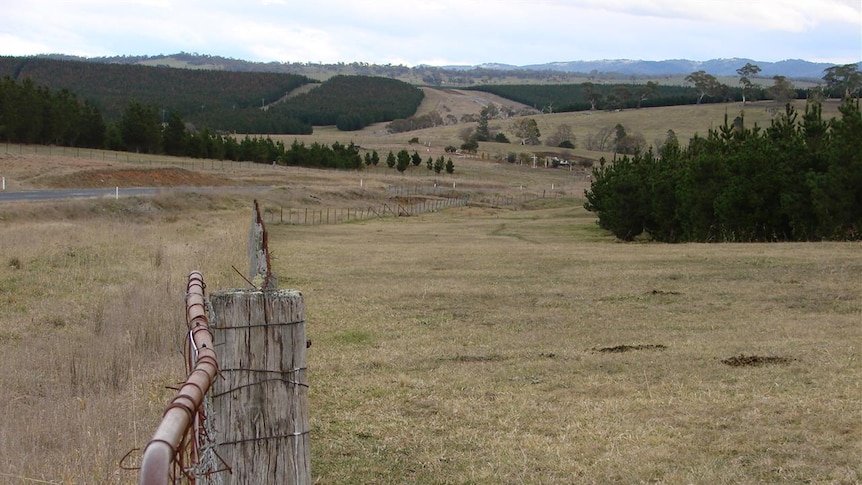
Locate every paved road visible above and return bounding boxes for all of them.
[0,186,268,203]
[0,187,168,202]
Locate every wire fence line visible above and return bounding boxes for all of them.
[260,185,577,226]
[261,195,470,225]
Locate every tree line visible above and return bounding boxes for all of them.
[0,76,106,147]
[469,82,712,112]
[0,77,364,168]
[584,99,861,242]
[0,74,431,172]
[467,63,862,113]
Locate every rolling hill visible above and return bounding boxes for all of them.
[42,52,854,84]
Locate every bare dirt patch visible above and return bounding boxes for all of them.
[40,167,234,188]
[721,355,797,367]
[441,354,507,363]
[596,344,667,353]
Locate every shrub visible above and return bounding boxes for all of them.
[460,140,479,153]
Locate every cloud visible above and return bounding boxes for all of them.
[565,0,860,31]
[0,33,53,56]
[1,0,859,65]
[229,21,342,63]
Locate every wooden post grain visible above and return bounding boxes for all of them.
[210,289,309,485]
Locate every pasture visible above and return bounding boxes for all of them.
[0,95,859,483]
[275,95,845,168]
[283,201,861,484]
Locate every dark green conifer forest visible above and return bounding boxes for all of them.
[585,101,862,241]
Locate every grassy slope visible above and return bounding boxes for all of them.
[267,94,844,166]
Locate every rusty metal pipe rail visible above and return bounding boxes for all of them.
[140,271,218,485]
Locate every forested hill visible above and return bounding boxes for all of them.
[45,52,854,84]
[0,56,424,134]
[0,57,311,126]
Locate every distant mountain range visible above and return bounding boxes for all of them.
[467,58,852,80]
[39,53,857,82]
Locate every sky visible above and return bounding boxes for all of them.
[2,0,860,67]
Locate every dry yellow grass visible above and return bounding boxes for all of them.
[1,180,860,483]
[0,197,253,484]
[0,95,858,483]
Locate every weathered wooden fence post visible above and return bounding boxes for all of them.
[208,201,311,485]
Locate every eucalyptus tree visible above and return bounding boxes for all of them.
[511,118,541,145]
[685,70,722,104]
[736,62,762,104]
[636,81,659,109]
[581,82,602,110]
[767,75,797,104]
[822,64,862,99]
[685,70,721,104]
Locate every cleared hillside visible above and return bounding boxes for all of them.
[276,92,845,166]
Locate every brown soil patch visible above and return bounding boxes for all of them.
[443,354,507,363]
[721,355,796,367]
[596,344,667,353]
[41,167,234,188]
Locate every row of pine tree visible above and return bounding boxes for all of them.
[585,100,862,241]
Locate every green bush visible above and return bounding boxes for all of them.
[460,139,479,153]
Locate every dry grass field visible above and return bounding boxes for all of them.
[289,207,860,484]
[0,96,859,484]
